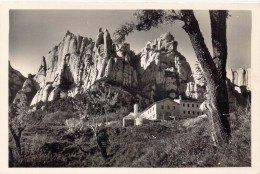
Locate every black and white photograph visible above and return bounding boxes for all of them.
[1,2,259,172]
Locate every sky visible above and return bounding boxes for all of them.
[9,10,251,76]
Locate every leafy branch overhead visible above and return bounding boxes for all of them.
[113,10,183,44]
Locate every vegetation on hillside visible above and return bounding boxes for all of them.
[9,96,251,167]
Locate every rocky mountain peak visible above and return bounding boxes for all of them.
[140,32,178,70]
[138,32,193,101]
[27,28,138,106]
[11,29,199,107]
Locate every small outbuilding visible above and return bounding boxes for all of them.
[123,104,141,127]
[123,113,136,127]
[135,117,150,126]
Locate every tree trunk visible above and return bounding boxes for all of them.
[207,83,231,145]
[96,132,108,159]
[181,10,231,146]
[9,147,14,167]
[209,10,231,145]
[9,126,22,155]
[209,9,231,136]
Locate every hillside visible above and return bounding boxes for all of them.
[10,103,250,167]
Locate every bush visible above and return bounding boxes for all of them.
[42,111,75,124]
[65,118,85,133]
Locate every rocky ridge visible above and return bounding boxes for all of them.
[10,29,195,107]
[9,62,26,104]
[12,74,38,107]
[227,68,251,93]
[11,29,250,108]
[31,29,138,106]
[138,32,194,101]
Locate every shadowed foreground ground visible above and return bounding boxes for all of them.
[9,106,250,167]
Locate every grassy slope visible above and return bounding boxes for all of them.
[16,105,250,167]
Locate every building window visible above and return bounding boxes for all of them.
[197,112,199,115]
[173,106,175,110]
[148,111,149,114]
[153,114,155,118]
[202,112,204,114]
[188,111,190,114]
[197,104,199,108]
[187,104,190,107]
[167,105,170,109]
[192,104,194,107]
[183,111,185,114]
[193,111,195,115]
[161,105,164,109]
[153,107,154,111]
[183,104,185,107]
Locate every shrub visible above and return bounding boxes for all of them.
[65,118,85,133]
[42,111,76,124]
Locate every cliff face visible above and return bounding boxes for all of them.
[185,65,207,100]
[9,62,26,103]
[31,29,138,105]
[138,32,193,101]
[227,68,251,93]
[12,74,38,107]
[12,30,206,107]
[185,82,205,100]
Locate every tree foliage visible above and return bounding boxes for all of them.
[66,89,115,158]
[114,10,180,44]
[9,102,30,166]
[114,22,136,44]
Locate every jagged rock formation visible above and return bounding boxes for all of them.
[9,62,26,103]
[196,67,251,112]
[225,68,251,110]
[12,74,38,107]
[185,82,205,100]
[138,32,194,101]
[27,30,194,106]
[185,64,206,100]
[10,28,252,111]
[31,29,138,106]
[11,30,204,107]
[186,66,251,101]
[11,28,251,109]
[227,68,251,93]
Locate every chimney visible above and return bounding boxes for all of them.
[134,104,138,117]
[179,95,182,100]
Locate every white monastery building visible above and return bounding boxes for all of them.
[173,96,204,118]
[123,96,204,127]
[141,98,180,120]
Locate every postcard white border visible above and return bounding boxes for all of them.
[0,2,259,174]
